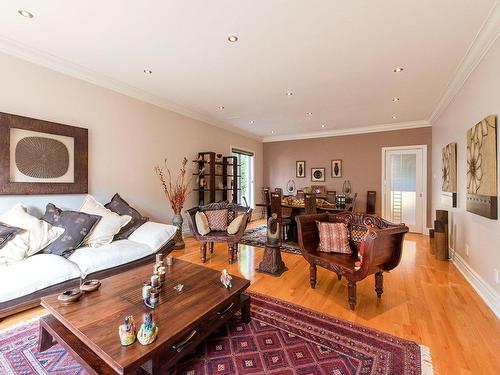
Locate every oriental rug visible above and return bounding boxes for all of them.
[240,225,301,255]
[0,292,432,374]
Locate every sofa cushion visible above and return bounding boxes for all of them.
[316,221,351,254]
[227,214,245,235]
[205,209,228,231]
[105,194,149,240]
[41,203,102,258]
[0,222,24,250]
[195,211,210,235]
[0,230,30,266]
[0,204,64,257]
[0,254,81,303]
[68,240,153,277]
[128,221,177,250]
[79,195,131,248]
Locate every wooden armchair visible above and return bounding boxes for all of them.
[187,202,253,264]
[296,212,408,310]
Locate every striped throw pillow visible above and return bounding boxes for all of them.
[205,209,228,231]
[316,221,351,254]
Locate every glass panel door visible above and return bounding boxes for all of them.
[232,151,254,207]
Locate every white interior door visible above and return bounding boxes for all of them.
[382,146,426,233]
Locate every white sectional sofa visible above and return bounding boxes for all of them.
[0,218,177,319]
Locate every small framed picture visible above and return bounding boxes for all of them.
[311,168,325,182]
[331,160,342,178]
[296,161,306,178]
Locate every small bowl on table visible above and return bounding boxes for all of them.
[80,279,101,293]
[57,288,83,304]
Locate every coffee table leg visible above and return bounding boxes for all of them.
[241,294,251,324]
[38,322,55,352]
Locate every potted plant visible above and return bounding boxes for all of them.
[154,157,191,249]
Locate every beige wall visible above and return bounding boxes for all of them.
[263,128,432,225]
[0,52,263,224]
[432,36,500,301]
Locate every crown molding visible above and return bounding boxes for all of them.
[429,0,500,124]
[0,35,263,142]
[262,120,431,143]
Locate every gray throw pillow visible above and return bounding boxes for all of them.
[105,194,149,240]
[0,222,24,250]
[41,203,101,258]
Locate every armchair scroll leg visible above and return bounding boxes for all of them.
[348,281,357,310]
[375,272,383,298]
[200,242,207,263]
[209,242,214,255]
[228,244,235,264]
[309,264,317,289]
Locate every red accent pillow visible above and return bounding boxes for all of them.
[205,209,228,231]
[316,221,351,254]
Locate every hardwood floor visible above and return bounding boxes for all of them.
[1,220,499,374]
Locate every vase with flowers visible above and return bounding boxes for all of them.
[154,157,191,249]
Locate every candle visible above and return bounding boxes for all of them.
[151,274,159,288]
[166,255,174,266]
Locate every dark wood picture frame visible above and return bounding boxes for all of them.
[296,160,306,178]
[331,159,342,178]
[311,168,325,182]
[0,112,88,195]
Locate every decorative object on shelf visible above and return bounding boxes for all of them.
[296,161,306,178]
[286,179,296,194]
[434,210,449,261]
[466,115,497,219]
[155,157,192,249]
[0,112,88,195]
[336,194,346,208]
[331,159,342,178]
[442,142,457,207]
[220,269,233,289]
[57,288,83,305]
[137,313,158,345]
[257,214,287,276]
[118,315,136,346]
[311,168,325,182]
[342,180,352,196]
[80,279,101,293]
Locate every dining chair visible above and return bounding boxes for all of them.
[262,187,271,218]
[348,193,358,212]
[270,192,291,241]
[304,193,317,214]
[296,189,304,199]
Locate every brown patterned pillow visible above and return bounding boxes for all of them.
[205,209,228,231]
[350,224,368,243]
[0,222,24,250]
[316,221,352,254]
[105,194,149,240]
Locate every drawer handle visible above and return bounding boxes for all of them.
[172,330,197,352]
[217,302,235,317]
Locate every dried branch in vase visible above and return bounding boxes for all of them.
[154,157,192,215]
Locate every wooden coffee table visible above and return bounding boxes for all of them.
[39,259,250,374]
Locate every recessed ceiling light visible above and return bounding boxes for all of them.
[218,106,225,110]
[250,120,254,124]
[18,9,34,18]
[286,92,293,96]
[306,112,313,116]
[228,35,238,42]
[143,69,152,75]
[392,115,398,119]
[393,67,404,73]
[321,124,327,128]
[392,97,400,102]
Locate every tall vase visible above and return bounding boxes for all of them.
[172,212,185,249]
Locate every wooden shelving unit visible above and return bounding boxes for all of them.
[193,152,241,205]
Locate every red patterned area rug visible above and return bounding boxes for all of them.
[0,292,433,374]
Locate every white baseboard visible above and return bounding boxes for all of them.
[449,248,500,319]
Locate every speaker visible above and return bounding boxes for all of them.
[366,191,376,214]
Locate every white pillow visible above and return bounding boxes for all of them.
[0,230,30,266]
[0,204,64,257]
[227,214,245,235]
[195,211,210,235]
[80,195,131,247]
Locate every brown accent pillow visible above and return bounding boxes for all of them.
[41,203,101,258]
[0,222,24,250]
[205,209,228,231]
[316,221,351,254]
[105,194,149,240]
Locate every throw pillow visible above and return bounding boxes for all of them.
[105,193,149,240]
[195,211,210,235]
[41,203,102,258]
[0,230,30,266]
[205,209,228,231]
[227,214,245,235]
[316,221,351,254]
[0,222,24,250]
[79,195,131,248]
[0,204,64,257]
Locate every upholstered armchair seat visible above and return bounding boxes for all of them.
[187,202,252,264]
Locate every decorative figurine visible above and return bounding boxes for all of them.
[142,282,152,301]
[220,269,233,289]
[137,313,158,345]
[257,214,287,276]
[118,315,136,346]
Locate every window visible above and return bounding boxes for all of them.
[232,148,254,207]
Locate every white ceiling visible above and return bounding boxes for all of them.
[0,1,497,141]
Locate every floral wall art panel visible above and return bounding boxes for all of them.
[442,142,457,207]
[466,115,497,219]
